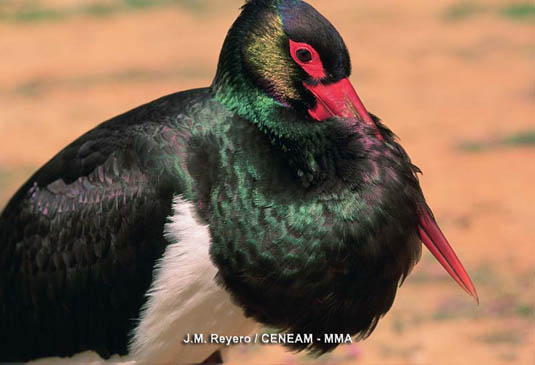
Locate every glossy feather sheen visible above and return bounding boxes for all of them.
[0,89,231,360]
[244,10,300,103]
[131,197,257,363]
[0,87,423,360]
[2,0,431,361]
[206,114,423,353]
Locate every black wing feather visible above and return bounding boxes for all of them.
[0,89,206,361]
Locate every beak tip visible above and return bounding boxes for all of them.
[418,206,480,306]
[468,286,480,305]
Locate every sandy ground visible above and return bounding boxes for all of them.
[0,0,534,364]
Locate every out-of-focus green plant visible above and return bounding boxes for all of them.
[500,3,535,21]
[0,0,209,23]
[443,2,487,21]
[458,130,535,152]
[443,2,535,22]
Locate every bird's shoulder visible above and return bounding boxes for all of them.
[1,87,215,215]
[0,87,222,361]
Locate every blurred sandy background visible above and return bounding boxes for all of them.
[0,0,534,364]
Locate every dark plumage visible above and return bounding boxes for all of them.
[209,115,424,354]
[0,0,476,362]
[0,90,210,360]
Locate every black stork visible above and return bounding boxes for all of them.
[0,0,478,362]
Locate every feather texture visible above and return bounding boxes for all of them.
[130,197,257,363]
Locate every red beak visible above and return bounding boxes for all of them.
[418,206,479,303]
[305,77,479,303]
[303,78,381,139]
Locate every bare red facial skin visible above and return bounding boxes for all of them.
[289,39,382,140]
[289,40,326,79]
[289,39,479,303]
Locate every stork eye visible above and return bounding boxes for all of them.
[289,40,326,79]
[296,48,312,63]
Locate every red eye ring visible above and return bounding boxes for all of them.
[289,40,326,79]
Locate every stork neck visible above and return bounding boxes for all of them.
[212,3,285,130]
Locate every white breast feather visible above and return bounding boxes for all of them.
[129,196,257,363]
